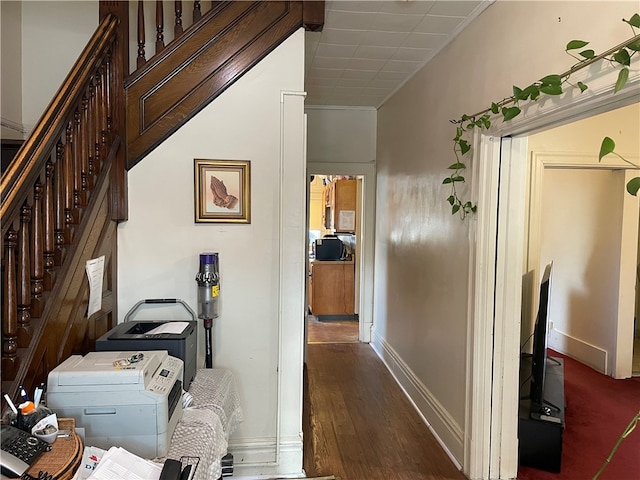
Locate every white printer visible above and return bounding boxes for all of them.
[47,350,183,459]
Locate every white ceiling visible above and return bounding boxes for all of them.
[304,0,493,108]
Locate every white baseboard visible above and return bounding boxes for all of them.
[549,328,608,373]
[370,330,464,467]
[229,436,303,478]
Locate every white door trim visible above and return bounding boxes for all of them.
[464,134,500,480]
[307,161,376,343]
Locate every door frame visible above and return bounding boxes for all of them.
[466,64,639,478]
[307,161,376,343]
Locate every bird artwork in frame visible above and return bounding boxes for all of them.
[194,159,251,223]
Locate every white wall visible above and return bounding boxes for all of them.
[118,30,306,477]
[374,0,637,466]
[1,1,23,139]
[306,107,377,163]
[21,1,96,131]
[541,169,624,366]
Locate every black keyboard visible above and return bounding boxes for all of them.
[1,424,51,478]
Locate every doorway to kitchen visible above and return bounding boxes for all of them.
[307,174,360,344]
[305,162,376,348]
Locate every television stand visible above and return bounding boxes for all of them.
[518,356,565,473]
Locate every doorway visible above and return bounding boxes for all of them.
[305,162,376,346]
[306,174,361,344]
[472,99,639,478]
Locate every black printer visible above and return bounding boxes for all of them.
[96,299,198,387]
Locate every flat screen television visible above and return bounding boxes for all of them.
[529,261,553,409]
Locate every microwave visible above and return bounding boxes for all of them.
[314,237,344,260]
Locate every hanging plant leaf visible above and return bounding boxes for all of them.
[577,81,588,93]
[566,40,589,50]
[452,204,461,215]
[613,48,631,66]
[447,195,456,205]
[627,39,640,51]
[614,67,629,93]
[623,13,640,28]
[502,106,521,121]
[481,116,492,129]
[540,84,563,95]
[579,49,596,59]
[450,175,465,183]
[443,177,454,184]
[491,102,499,114]
[522,84,541,100]
[513,85,527,101]
[448,162,467,170]
[540,74,562,86]
[598,137,615,161]
[459,140,471,155]
[627,177,640,196]
[453,127,463,141]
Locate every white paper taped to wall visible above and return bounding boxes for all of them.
[339,210,355,231]
[86,255,105,318]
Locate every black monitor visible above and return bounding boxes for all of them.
[314,237,344,260]
[530,261,553,408]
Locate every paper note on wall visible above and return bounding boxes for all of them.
[339,210,356,231]
[86,256,105,318]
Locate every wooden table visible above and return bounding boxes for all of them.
[27,418,82,480]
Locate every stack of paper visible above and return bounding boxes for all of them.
[72,446,162,480]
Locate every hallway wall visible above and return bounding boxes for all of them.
[374,0,636,466]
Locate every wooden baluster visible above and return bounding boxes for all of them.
[2,228,20,381]
[72,106,82,213]
[88,78,97,189]
[193,1,201,22]
[94,67,104,178]
[80,93,89,205]
[17,203,33,347]
[137,1,146,68]
[31,180,45,318]
[54,140,67,264]
[156,1,164,54]
[105,53,113,134]
[174,1,183,37]
[43,159,56,290]
[63,120,75,236]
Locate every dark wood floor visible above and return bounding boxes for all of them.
[303,342,467,480]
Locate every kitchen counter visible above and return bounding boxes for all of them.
[308,260,355,317]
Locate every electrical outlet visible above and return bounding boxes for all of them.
[549,321,554,330]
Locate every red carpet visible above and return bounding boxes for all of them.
[518,351,640,480]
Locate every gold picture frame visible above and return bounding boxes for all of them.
[194,159,251,223]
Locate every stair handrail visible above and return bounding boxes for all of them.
[0,13,120,230]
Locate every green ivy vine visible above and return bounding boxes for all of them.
[444,13,640,220]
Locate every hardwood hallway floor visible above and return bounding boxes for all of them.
[303,342,467,480]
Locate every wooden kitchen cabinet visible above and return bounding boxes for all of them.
[308,260,355,316]
[322,179,357,233]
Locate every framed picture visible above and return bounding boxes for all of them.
[194,159,251,223]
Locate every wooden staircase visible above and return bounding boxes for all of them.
[1,0,323,410]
